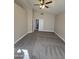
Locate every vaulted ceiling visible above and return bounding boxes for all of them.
[15,0,65,15]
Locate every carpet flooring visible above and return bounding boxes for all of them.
[14,31,65,59]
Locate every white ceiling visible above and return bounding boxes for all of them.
[15,0,65,15]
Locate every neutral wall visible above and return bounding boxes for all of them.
[14,3,28,43]
[54,12,65,40]
[27,8,33,33]
[33,11,55,32]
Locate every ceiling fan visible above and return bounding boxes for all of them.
[34,0,53,9]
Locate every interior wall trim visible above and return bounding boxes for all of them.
[14,32,28,44]
[54,32,65,42]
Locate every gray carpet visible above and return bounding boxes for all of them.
[14,31,65,59]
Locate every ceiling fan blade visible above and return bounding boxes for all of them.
[34,4,40,6]
[43,0,44,4]
[45,1,52,4]
[45,5,49,8]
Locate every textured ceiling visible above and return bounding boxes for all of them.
[15,0,65,15]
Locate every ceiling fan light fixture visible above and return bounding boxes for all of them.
[40,5,45,9]
[42,5,45,9]
[40,5,42,8]
[34,0,53,9]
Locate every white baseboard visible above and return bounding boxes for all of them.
[14,33,28,44]
[54,32,65,42]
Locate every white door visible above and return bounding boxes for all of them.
[39,19,44,31]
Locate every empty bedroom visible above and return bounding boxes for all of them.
[14,0,65,59]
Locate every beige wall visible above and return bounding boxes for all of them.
[27,8,33,33]
[33,11,55,32]
[54,12,65,40]
[14,3,28,43]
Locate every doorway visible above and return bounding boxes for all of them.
[34,19,44,31]
[35,19,39,31]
